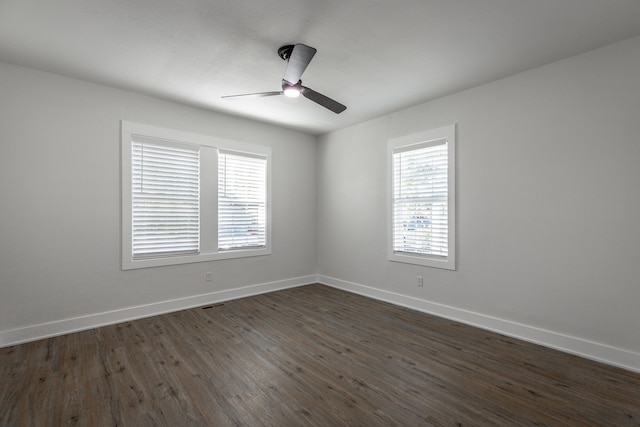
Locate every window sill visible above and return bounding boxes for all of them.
[122,247,271,270]
[388,252,455,270]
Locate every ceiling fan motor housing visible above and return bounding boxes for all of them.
[282,79,302,90]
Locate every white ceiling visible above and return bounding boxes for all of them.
[2,0,640,135]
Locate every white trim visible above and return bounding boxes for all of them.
[387,124,456,270]
[317,275,640,374]
[0,275,317,348]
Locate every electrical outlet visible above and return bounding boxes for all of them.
[205,272,213,282]
[417,276,423,287]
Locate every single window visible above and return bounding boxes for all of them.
[121,121,271,270]
[388,125,456,270]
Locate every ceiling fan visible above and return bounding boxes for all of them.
[222,44,347,114]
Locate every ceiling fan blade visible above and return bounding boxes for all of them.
[301,86,347,114]
[222,91,282,99]
[283,44,317,85]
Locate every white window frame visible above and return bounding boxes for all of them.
[387,124,456,270]
[121,121,271,270]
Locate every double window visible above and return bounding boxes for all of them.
[122,121,271,270]
[388,125,456,270]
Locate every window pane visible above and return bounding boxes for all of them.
[132,140,200,259]
[218,152,267,250]
[392,143,448,257]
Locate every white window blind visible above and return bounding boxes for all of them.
[132,139,200,259]
[392,141,448,257]
[218,151,267,250]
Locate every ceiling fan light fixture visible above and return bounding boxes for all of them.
[283,86,300,98]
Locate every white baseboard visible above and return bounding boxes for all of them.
[0,275,317,348]
[4,274,639,374]
[318,275,640,374]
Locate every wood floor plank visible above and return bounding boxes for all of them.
[2,284,640,426]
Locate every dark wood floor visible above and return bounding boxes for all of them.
[2,284,639,426]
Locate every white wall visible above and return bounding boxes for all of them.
[0,62,317,344]
[317,36,640,371]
